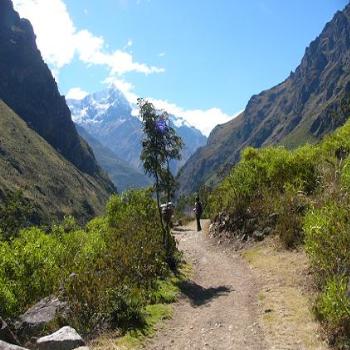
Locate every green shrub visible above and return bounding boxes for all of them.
[0,189,174,334]
[304,203,350,285]
[0,191,33,240]
[63,190,169,333]
[275,186,309,248]
[0,227,62,317]
[208,144,318,219]
[341,157,350,191]
[316,276,350,334]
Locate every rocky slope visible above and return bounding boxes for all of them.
[178,3,350,194]
[0,0,112,182]
[0,101,112,224]
[76,125,151,191]
[68,88,207,173]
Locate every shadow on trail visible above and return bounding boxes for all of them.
[173,227,192,232]
[179,280,232,307]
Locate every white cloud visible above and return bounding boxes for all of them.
[12,0,164,77]
[124,39,133,49]
[13,0,76,68]
[102,77,238,136]
[158,52,166,57]
[66,87,89,100]
[148,99,239,136]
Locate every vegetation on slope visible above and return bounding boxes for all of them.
[76,125,152,192]
[0,189,180,336]
[0,101,114,224]
[207,118,350,347]
[178,2,350,195]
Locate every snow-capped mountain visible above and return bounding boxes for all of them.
[67,88,207,177]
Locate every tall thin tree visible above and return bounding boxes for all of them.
[138,98,183,255]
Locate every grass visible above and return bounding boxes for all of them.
[89,262,192,350]
[242,237,329,350]
[116,304,173,349]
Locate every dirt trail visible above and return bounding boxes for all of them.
[143,220,266,350]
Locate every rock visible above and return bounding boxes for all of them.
[0,318,19,345]
[262,227,273,236]
[268,213,278,224]
[15,297,68,339]
[253,230,264,241]
[0,340,29,350]
[36,326,85,350]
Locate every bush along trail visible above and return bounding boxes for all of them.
[205,118,350,349]
[141,117,350,349]
[2,103,350,350]
[0,189,183,350]
[140,220,329,350]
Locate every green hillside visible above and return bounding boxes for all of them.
[0,100,113,224]
[76,125,152,192]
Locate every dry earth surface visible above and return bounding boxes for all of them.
[144,220,266,350]
[91,220,330,350]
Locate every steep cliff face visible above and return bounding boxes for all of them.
[0,0,109,178]
[0,101,112,224]
[178,3,350,194]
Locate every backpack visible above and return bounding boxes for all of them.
[195,201,203,216]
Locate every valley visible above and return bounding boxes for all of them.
[1,0,350,349]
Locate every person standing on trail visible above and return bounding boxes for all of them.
[194,196,203,232]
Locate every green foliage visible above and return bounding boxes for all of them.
[138,98,183,202]
[0,191,33,240]
[207,118,350,344]
[208,145,318,220]
[0,189,174,335]
[138,99,183,262]
[275,186,309,248]
[341,157,350,191]
[0,227,62,316]
[315,276,350,332]
[304,203,350,285]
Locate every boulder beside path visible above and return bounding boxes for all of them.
[36,326,85,350]
[0,340,29,350]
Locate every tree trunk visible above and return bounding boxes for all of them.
[155,172,166,248]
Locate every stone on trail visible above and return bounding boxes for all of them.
[0,318,19,345]
[36,326,85,350]
[0,340,29,350]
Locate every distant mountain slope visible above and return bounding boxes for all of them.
[0,0,111,182]
[0,101,113,223]
[76,125,152,192]
[178,3,350,194]
[68,88,207,173]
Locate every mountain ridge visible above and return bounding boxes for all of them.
[68,88,207,174]
[177,2,350,194]
[0,100,112,223]
[76,125,152,191]
[0,0,113,185]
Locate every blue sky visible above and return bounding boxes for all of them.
[13,0,348,135]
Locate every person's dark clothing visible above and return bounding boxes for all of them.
[194,201,203,231]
